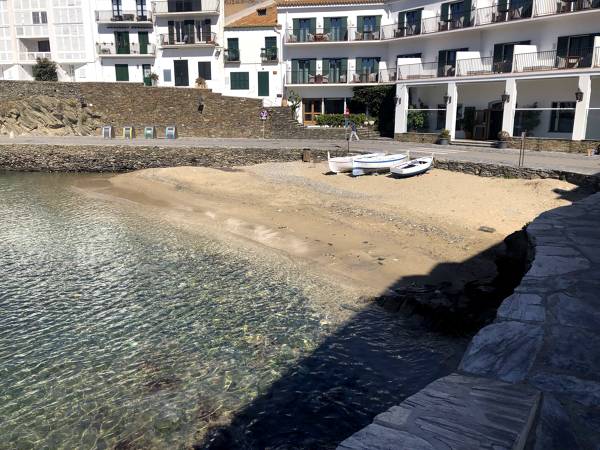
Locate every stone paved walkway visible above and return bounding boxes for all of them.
[1,136,599,176]
[339,192,600,449]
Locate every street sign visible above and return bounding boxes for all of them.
[259,109,269,121]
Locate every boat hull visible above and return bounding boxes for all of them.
[390,157,433,178]
[352,154,408,176]
[327,152,383,173]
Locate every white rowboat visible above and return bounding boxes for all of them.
[351,153,408,177]
[390,157,434,178]
[327,152,384,173]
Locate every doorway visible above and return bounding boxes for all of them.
[257,72,269,97]
[302,99,321,124]
[138,32,149,54]
[115,64,129,82]
[142,64,152,86]
[174,60,189,86]
[487,101,504,140]
[114,31,130,54]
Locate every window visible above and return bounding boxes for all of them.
[230,72,249,90]
[257,8,266,16]
[136,0,147,18]
[226,38,239,61]
[32,11,47,24]
[115,64,129,82]
[198,61,211,80]
[397,53,422,58]
[38,40,50,52]
[324,98,344,114]
[163,69,172,82]
[549,102,576,133]
[112,0,122,16]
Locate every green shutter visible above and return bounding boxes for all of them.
[291,59,299,84]
[556,36,569,58]
[493,43,504,63]
[375,15,381,31]
[357,16,364,32]
[115,64,129,81]
[497,0,508,11]
[293,18,299,40]
[463,0,472,26]
[415,9,422,34]
[341,17,347,40]
[258,72,269,96]
[441,3,449,21]
[309,58,316,76]
[322,58,330,78]
[310,18,316,34]
[356,57,362,74]
[323,17,331,33]
[374,58,380,72]
[398,11,406,26]
[168,21,175,44]
[437,50,446,77]
[138,32,148,54]
[341,58,347,81]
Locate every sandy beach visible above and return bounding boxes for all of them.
[82,161,578,308]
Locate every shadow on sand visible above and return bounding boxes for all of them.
[195,176,598,450]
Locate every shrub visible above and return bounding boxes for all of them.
[33,58,58,81]
[439,129,451,139]
[497,130,511,141]
[195,77,206,88]
[315,113,367,127]
[407,110,427,131]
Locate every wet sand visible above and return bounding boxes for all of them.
[81,162,578,307]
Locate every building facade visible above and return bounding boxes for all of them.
[0,0,598,142]
[278,0,600,140]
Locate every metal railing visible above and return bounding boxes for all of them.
[15,24,49,38]
[96,42,156,56]
[152,0,220,14]
[397,61,442,80]
[95,10,153,22]
[536,0,600,15]
[224,48,240,62]
[286,68,397,84]
[19,51,52,61]
[159,32,217,46]
[513,47,596,72]
[284,0,599,44]
[260,47,278,63]
[455,56,515,76]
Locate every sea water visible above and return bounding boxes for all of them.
[0,172,467,449]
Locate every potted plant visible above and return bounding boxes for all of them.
[438,129,451,145]
[195,77,207,88]
[497,130,511,149]
[149,72,159,86]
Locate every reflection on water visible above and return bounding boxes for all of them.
[0,172,467,449]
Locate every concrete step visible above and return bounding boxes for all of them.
[451,139,496,148]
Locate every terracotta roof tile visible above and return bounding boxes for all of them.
[277,0,382,6]
[226,4,278,28]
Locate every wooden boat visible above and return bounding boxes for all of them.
[327,152,384,173]
[390,156,434,178]
[351,153,408,176]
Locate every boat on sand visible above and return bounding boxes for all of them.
[391,156,434,178]
[351,153,408,177]
[327,152,384,173]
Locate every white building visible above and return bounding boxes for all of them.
[0,0,599,143]
[278,0,600,141]
[223,4,283,105]
[0,0,95,81]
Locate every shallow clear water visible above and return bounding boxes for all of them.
[0,172,468,449]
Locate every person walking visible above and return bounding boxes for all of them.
[349,121,360,141]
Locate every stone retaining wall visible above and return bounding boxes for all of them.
[0,80,349,140]
[0,143,330,172]
[339,192,600,449]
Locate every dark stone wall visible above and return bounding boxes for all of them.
[0,143,330,172]
[0,80,348,140]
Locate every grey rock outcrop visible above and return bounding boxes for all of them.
[0,95,102,136]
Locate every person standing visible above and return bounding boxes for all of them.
[349,121,360,141]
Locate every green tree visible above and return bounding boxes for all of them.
[33,58,58,81]
[348,86,395,137]
[287,90,302,120]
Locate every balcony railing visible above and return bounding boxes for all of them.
[19,51,52,62]
[159,32,217,46]
[261,47,278,63]
[96,42,156,56]
[285,0,599,44]
[152,0,220,14]
[286,68,397,85]
[95,10,153,22]
[15,24,49,38]
[398,47,600,80]
[224,48,240,62]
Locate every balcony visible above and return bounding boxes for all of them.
[260,47,278,63]
[397,47,600,80]
[19,51,52,62]
[96,42,156,57]
[158,32,217,47]
[224,48,240,63]
[95,10,153,23]
[286,68,397,85]
[15,24,49,38]
[284,0,599,45]
[152,0,220,16]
